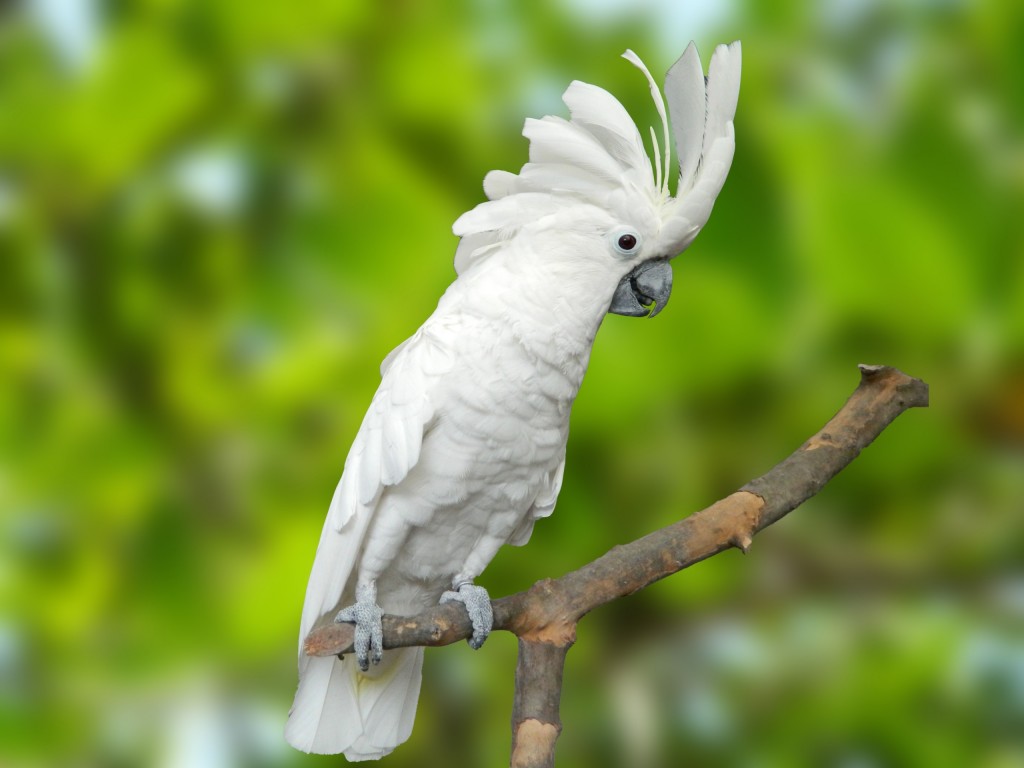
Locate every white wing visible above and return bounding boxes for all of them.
[287,326,452,756]
[297,326,453,644]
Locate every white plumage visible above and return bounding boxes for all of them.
[286,41,742,759]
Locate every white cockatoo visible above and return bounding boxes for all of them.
[285,40,742,759]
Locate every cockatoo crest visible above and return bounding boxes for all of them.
[453,41,741,275]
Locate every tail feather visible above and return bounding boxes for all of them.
[285,649,424,759]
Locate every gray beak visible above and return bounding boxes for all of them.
[608,259,673,318]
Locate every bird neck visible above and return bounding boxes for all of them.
[443,249,614,394]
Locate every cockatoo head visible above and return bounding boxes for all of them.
[453,41,741,319]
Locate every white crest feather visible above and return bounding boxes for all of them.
[622,48,671,198]
[453,41,740,267]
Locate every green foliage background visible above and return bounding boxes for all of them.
[2,0,1022,766]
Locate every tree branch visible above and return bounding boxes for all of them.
[302,364,929,767]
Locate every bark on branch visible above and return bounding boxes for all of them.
[303,364,929,767]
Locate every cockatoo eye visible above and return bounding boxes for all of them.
[609,228,642,258]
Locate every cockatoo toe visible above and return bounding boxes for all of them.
[440,582,494,650]
[335,583,384,671]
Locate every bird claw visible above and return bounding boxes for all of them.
[335,583,384,671]
[440,582,493,650]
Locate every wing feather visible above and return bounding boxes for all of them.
[298,328,450,644]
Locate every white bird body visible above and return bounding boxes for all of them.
[286,41,742,759]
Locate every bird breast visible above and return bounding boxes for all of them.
[375,311,578,613]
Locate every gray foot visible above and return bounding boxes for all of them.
[440,582,494,650]
[334,582,383,671]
